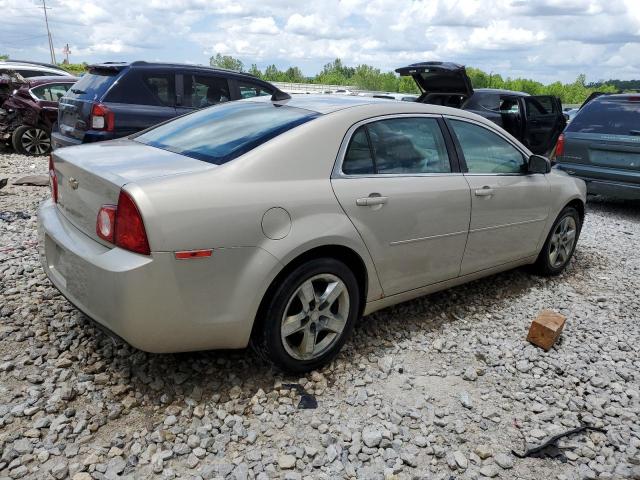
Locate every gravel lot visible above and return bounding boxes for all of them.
[1,151,639,480]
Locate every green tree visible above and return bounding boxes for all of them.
[284,66,305,83]
[58,63,88,76]
[209,53,244,72]
[0,54,8,61]
[247,63,262,78]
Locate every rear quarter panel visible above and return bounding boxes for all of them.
[129,109,392,303]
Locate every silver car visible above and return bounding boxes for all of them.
[38,95,586,372]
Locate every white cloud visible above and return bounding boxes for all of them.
[0,0,639,82]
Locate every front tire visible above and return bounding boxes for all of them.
[252,258,360,373]
[533,206,581,276]
[12,125,51,156]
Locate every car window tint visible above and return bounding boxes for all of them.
[142,74,175,106]
[31,83,71,101]
[524,97,556,117]
[135,102,319,165]
[449,120,525,174]
[184,75,230,108]
[343,127,375,175]
[238,81,273,99]
[367,117,451,174]
[566,98,640,136]
[68,71,118,100]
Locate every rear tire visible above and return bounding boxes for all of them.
[252,258,360,373]
[12,125,51,156]
[533,206,581,276]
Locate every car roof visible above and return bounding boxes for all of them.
[248,94,395,114]
[474,88,529,97]
[88,60,267,81]
[592,93,640,101]
[247,94,498,122]
[25,75,78,86]
[0,61,66,72]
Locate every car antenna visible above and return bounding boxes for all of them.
[271,88,291,102]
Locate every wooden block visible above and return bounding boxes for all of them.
[527,310,566,351]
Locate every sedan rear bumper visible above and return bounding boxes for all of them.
[38,199,281,353]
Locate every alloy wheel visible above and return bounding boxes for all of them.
[280,273,350,361]
[20,128,51,155]
[549,216,577,268]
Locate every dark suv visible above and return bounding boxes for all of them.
[554,94,640,199]
[396,62,566,155]
[52,61,277,149]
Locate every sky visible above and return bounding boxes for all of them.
[2,0,640,84]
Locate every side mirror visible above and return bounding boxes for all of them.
[528,154,551,174]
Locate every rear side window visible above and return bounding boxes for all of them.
[238,81,273,99]
[342,118,451,175]
[65,71,118,100]
[343,127,375,175]
[567,98,640,136]
[30,83,71,101]
[183,75,230,108]
[135,102,319,164]
[105,70,175,106]
[143,74,175,106]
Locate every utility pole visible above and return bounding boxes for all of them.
[42,0,56,64]
[63,43,70,64]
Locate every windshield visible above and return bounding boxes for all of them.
[567,98,640,136]
[135,101,320,164]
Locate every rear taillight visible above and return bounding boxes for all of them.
[48,154,58,203]
[90,103,115,131]
[554,133,565,158]
[96,205,116,243]
[96,190,150,255]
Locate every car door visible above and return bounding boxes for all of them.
[445,118,551,275]
[175,72,232,116]
[331,115,471,296]
[521,95,566,155]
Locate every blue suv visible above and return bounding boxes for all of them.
[52,61,277,149]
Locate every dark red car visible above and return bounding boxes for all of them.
[0,75,77,155]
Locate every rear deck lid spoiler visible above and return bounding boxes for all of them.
[395,62,474,98]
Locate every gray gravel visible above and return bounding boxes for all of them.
[1,151,639,480]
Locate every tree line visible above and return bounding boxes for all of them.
[0,53,625,104]
[210,54,619,104]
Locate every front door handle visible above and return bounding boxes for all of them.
[356,194,388,206]
[474,186,495,197]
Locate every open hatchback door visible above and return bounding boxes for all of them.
[395,62,474,107]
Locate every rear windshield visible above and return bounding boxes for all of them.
[567,98,640,136]
[63,70,118,101]
[135,101,320,164]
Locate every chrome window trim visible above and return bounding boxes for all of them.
[442,114,540,177]
[332,113,461,179]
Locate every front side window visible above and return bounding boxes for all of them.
[31,83,71,101]
[238,81,273,99]
[135,101,319,165]
[449,119,525,174]
[184,75,230,108]
[342,117,451,175]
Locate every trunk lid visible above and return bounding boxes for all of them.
[57,65,123,141]
[53,138,215,243]
[395,62,474,99]
[560,96,640,184]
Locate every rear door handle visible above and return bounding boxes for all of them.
[356,194,388,206]
[474,186,495,197]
